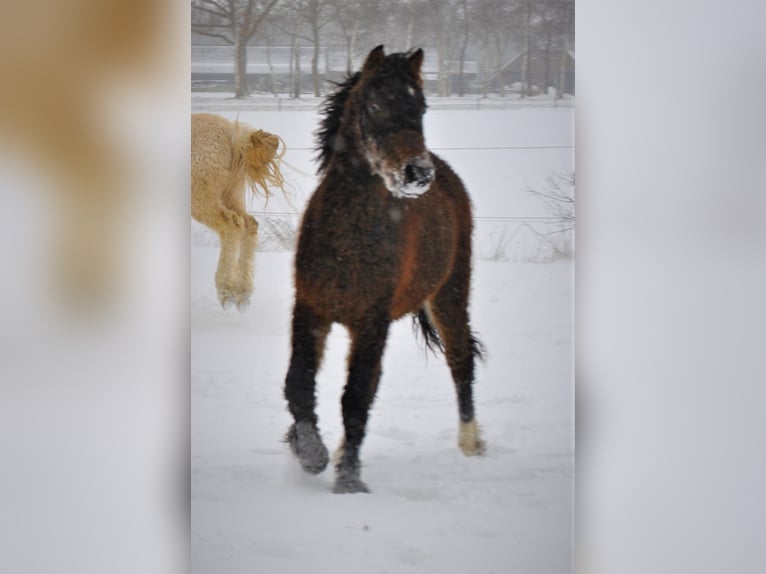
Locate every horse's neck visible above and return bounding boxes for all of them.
[320,157,386,208]
[326,148,375,183]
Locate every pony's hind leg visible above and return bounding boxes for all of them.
[233,214,259,312]
[425,299,486,456]
[284,302,331,475]
[334,312,390,493]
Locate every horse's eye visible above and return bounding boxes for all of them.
[368,102,381,114]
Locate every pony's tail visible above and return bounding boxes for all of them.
[228,120,288,206]
[412,308,486,362]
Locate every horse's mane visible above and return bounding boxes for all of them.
[315,71,361,174]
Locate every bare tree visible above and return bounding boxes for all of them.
[268,0,305,97]
[330,0,362,74]
[192,0,281,98]
[536,0,572,95]
[425,0,458,96]
[525,172,575,258]
[191,0,574,98]
[305,0,336,96]
[271,0,334,96]
[329,0,384,75]
[472,0,517,96]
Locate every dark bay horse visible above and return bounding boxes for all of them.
[284,45,485,493]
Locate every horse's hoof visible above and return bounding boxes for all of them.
[218,289,236,310]
[286,421,329,475]
[332,476,370,494]
[235,295,250,312]
[460,438,486,456]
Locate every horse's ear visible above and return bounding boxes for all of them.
[362,45,385,74]
[408,48,424,84]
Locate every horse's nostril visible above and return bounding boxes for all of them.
[404,163,417,183]
[404,160,434,186]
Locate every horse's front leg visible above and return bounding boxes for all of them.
[334,312,390,493]
[284,302,331,474]
[233,214,259,312]
[213,208,244,309]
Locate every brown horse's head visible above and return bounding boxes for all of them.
[317,46,435,199]
[354,46,434,199]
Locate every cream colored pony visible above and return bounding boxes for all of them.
[191,113,286,311]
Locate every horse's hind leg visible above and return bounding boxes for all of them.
[334,312,390,493]
[427,294,486,456]
[284,302,331,475]
[233,214,259,311]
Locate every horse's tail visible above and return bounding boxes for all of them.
[413,307,486,362]
[228,120,288,205]
[413,308,445,356]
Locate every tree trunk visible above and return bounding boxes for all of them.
[311,23,321,97]
[436,16,447,95]
[480,42,489,98]
[266,40,278,96]
[521,0,530,98]
[405,6,414,51]
[543,33,552,94]
[457,0,469,97]
[295,42,303,98]
[289,38,295,97]
[559,1,573,96]
[558,45,568,96]
[289,19,303,99]
[234,34,249,98]
[348,16,359,75]
[494,36,505,97]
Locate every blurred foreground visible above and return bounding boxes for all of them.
[0,2,187,573]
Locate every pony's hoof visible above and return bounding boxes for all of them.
[286,421,329,475]
[218,289,236,310]
[332,476,370,494]
[235,295,251,312]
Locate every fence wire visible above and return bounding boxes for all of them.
[242,212,573,262]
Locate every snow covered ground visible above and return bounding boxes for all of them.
[192,99,574,573]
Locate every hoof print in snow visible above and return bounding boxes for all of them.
[286,421,329,475]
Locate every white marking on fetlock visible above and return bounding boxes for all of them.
[332,437,345,466]
[459,419,486,456]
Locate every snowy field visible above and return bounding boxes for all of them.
[192,99,574,573]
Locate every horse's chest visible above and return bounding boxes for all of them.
[296,200,454,318]
[300,210,400,286]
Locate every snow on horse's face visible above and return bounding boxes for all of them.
[355,46,435,199]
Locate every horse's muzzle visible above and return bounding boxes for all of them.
[395,153,434,198]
